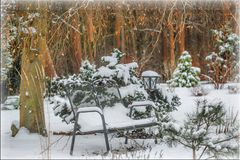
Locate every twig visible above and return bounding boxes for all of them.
[62,135,71,151]
[39,134,66,154]
[213,135,239,145]
[51,12,81,34]
[198,146,207,160]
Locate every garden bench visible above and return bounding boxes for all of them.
[65,79,159,155]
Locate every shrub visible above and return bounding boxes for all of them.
[164,99,239,160]
[191,85,210,96]
[49,49,181,136]
[204,26,240,89]
[167,51,201,88]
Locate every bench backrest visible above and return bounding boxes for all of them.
[65,79,126,121]
[64,81,98,116]
[92,79,124,109]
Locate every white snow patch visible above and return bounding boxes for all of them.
[1,82,239,159]
[141,70,160,77]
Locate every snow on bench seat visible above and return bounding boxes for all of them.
[77,103,157,133]
[80,117,157,133]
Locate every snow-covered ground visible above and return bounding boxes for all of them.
[1,83,239,159]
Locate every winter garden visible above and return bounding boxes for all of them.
[1,0,240,159]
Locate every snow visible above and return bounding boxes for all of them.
[77,103,156,132]
[11,120,19,128]
[119,84,148,98]
[192,67,201,73]
[192,128,206,138]
[28,26,37,34]
[93,66,115,78]
[130,100,157,109]
[1,82,239,159]
[102,56,118,67]
[206,52,217,61]
[77,106,103,114]
[116,64,131,84]
[171,83,240,123]
[1,96,19,110]
[141,70,160,77]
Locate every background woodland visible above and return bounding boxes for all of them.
[2,0,239,95]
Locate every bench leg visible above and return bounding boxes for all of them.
[125,107,133,144]
[103,129,110,152]
[70,116,79,155]
[124,131,129,144]
[100,115,110,152]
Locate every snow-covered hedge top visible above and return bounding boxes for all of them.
[93,66,115,78]
[50,48,181,125]
[101,48,125,67]
[119,84,148,99]
[93,49,140,85]
[141,70,160,77]
[93,62,139,85]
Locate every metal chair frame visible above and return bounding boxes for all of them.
[65,80,158,155]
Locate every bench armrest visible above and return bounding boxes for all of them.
[77,107,103,115]
[128,100,157,118]
[129,100,156,109]
[75,107,105,128]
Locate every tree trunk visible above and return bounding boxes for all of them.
[20,36,46,136]
[223,1,230,22]
[86,5,94,62]
[169,22,175,72]
[163,30,169,79]
[121,26,125,53]
[41,38,57,78]
[192,147,196,160]
[179,23,185,53]
[19,2,49,136]
[41,4,56,78]
[71,13,82,73]
[115,6,124,50]
[234,2,240,34]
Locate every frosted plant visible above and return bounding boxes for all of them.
[49,49,180,135]
[50,49,143,123]
[79,60,96,81]
[94,48,140,86]
[164,99,239,160]
[1,1,16,81]
[167,51,200,88]
[205,27,240,89]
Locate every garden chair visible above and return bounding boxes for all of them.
[65,79,159,155]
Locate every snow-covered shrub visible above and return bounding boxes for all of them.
[79,60,96,81]
[49,75,100,123]
[49,49,180,130]
[126,84,181,139]
[164,99,239,159]
[49,74,81,97]
[1,40,13,81]
[149,86,181,140]
[1,3,16,81]
[227,85,240,94]
[205,27,240,89]
[94,49,147,108]
[167,51,201,88]
[1,96,19,110]
[93,48,140,86]
[98,50,181,133]
[191,85,210,96]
